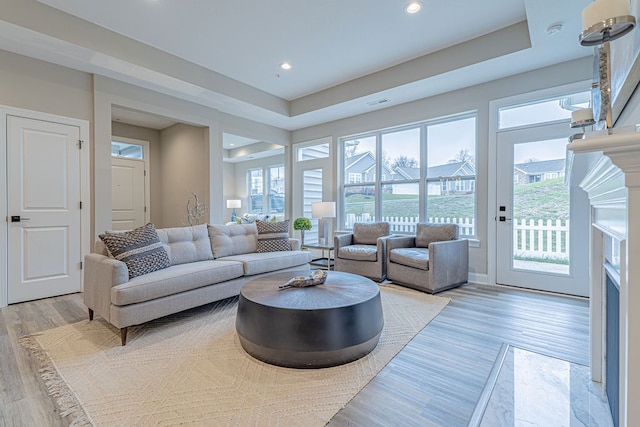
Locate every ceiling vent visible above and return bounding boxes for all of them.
[366,98,389,106]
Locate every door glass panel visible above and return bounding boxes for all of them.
[512,138,569,274]
[303,169,323,245]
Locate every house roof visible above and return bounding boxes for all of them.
[514,159,565,175]
[393,161,476,180]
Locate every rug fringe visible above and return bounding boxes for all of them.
[20,335,93,427]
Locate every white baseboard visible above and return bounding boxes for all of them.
[468,272,489,285]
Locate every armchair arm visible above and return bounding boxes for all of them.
[334,233,354,251]
[376,235,396,268]
[83,253,129,322]
[289,238,301,251]
[429,239,469,288]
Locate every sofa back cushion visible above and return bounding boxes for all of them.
[156,224,213,265]
[353,222,390,245]
[416,223,459,248]
[208,223,258,258]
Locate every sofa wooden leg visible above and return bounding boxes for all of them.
[120,328,128,346]
[88,308,94,321]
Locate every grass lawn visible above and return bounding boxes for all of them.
[344,177,569,221]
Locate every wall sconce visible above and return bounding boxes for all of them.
[579,0,636,129]
[226,199,241,222]
[311,202,336,246]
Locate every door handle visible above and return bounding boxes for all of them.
[498,216,512,222]
[10,216,31,222]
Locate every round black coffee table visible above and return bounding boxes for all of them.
[236,270,383,368]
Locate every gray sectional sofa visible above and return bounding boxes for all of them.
[84,223,311,345]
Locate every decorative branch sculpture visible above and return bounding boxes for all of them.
[180,192,208,226]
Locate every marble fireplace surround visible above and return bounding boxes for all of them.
[568,129,640,427]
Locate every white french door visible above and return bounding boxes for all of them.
[496,121,589,296]
[7,115,84,303]
[292,138,334,246]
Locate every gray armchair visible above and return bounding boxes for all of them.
[387,223,468,294]
[334,222,392,282]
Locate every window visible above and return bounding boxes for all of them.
[248,165,285,214]
[348,173,362,184]
[340,114,477,236]
[111,141,143,159]
[297,142,330,160]
[498,91,590,129]
[426,116,476,233]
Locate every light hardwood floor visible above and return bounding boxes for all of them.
[0,283,589,426]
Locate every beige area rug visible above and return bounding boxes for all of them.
[22,284,449,427]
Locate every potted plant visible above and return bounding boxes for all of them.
[293,217,312,245]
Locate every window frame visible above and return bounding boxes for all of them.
[247,164,285,215]
[339,113,478,237]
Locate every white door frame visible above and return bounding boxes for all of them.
[111,135,151,225]
[0,105,90,308]
[487,81,589,288]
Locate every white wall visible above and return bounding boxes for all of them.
[291,57,593,279]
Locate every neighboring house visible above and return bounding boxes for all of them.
[344,152,395,193]
[394,161,476,195]
[514,159,565,185]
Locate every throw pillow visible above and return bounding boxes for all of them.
[99,222,171,279]
[255,219,291,253]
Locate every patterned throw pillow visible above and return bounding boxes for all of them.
[255,220,291,253]
[99,223,171,279]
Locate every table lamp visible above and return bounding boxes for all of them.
[311,201,336,245]
[227,199,241,222]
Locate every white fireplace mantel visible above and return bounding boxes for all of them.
[568,129,640,427]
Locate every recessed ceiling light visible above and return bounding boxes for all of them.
[229,143,235,147]
[280,62,292,70]
[405,1,423,14]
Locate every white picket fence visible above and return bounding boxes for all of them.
[344,214,569,260]
[513,218,569,260]
[344,214,475,236]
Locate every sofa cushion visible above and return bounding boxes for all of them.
[111,260,244,306]
[337,245,378,262]
[218,250,311,276]
[416,223,459,248]
[353,222,390,245]
[256,220,291,253]
[208,224,257,258]
[156,224,213,266]
[99,223,171,279]
[390,247,429,270]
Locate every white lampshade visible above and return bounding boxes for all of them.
[226,199,241,209]
[311,202,336,218]
[582,0,629,31]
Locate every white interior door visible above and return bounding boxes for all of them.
[7,115,82,303]
[496,122,589,296]
[112,157,146,230]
